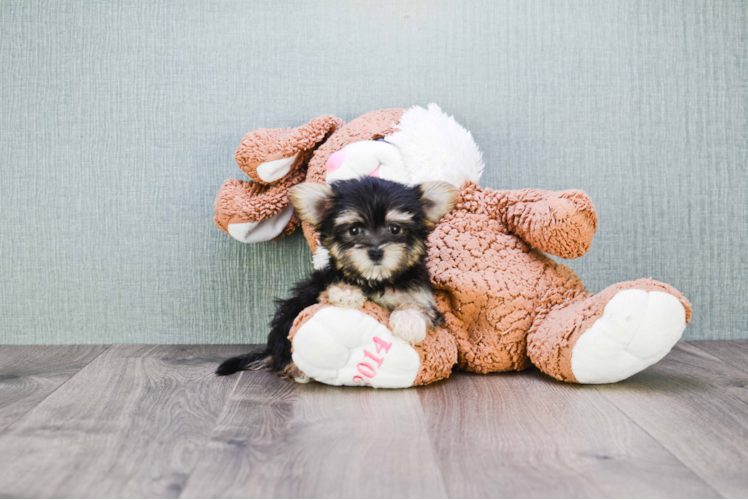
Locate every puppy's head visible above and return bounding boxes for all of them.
[289,177,457,281]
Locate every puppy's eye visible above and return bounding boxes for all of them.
[349,226,361,236]
[388,224,401,235]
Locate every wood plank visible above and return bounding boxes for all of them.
[181,370,447,499]
[597,343,748,498]
[418,369,718,498]
[0,345,252,498]
[0,345,108,431]
[688,340,748,375]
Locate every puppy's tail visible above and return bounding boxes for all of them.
[215,347,272,376]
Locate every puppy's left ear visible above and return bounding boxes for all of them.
[289,182,334,226]
[420,181,458,223]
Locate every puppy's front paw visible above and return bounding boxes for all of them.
[282,362,311,384]
[327,284,366,309]
[389,309,428,345]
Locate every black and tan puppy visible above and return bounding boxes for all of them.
[216,177,457,378]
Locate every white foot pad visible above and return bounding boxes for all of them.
[256,154,298,183]
[227,206,294,244]
[571,290,687,384]
[292,307,421,388]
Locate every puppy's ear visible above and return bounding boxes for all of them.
[289,183,334,226]
[420,181,458,223]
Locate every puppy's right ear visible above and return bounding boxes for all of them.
[288,183,334,226]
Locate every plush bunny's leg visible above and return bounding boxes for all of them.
[289,301,456,388]
[527,279,691,384]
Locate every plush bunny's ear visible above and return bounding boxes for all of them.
[420,181,458,223]
[289,183,334,226]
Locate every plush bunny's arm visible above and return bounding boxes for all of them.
[479,187,598,259]
[214,167,305,243]
[215,115,345,244]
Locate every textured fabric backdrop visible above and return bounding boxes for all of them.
[1,0,746,343]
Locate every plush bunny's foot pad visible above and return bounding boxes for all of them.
[227,206,295,244]
[570,289,687,384]
[291,306,422,388]
[254,154,299,183]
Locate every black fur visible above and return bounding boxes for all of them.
[216,270,333,376]
[216,178,440,376]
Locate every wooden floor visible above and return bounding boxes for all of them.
[0,342,746,498]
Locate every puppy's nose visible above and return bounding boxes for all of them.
[367,248,384,262]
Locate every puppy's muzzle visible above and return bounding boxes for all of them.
[367,247,384,263]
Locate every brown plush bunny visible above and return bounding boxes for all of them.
[215,104,691,388]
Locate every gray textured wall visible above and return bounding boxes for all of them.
[1,0,746,344]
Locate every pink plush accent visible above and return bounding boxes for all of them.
[357,362,376,378]
[363,349,385,368]
[373,336,392,354]
[326,149,346,173]
[323,150,381,180]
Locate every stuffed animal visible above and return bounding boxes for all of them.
[215,104,691,388]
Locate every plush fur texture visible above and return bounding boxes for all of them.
[216,177,456,376]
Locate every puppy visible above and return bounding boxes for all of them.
[216,177,457,378]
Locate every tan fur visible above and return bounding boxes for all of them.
[333,243,413,282]
[420,181,459,223]
[385,209,415,224]
[335,210,364,226]
[288,183,332,226]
